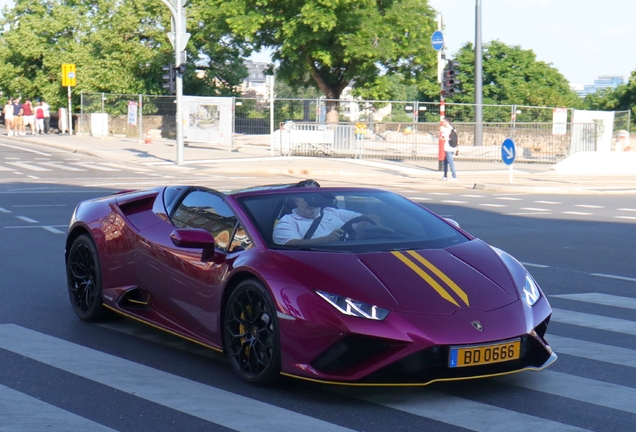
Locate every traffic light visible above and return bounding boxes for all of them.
[162,64,176,94]
[442,60,461,97]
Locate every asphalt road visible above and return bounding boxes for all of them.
[1,141,635,431]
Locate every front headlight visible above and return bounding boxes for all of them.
[316,290,390,321]
[523,274,541,306]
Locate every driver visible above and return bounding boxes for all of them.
[272,192,361,245]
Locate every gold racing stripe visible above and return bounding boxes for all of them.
[391,251,460,307]
[407,251,470,307]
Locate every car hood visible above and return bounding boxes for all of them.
[270,239,520,315]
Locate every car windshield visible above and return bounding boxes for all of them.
[236,190,470,253]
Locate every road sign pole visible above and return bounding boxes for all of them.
[67,86,73,135]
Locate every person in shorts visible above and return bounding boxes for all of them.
[12,97,24,135]
[3,99,14,136]
[34,101,45,135]
[22,99,36,135]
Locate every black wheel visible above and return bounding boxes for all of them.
[66,234,108,321]
[224,280,280,385]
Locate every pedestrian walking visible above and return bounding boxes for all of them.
[13,97,24,135]
[4,98,14,136]
[22,99,36,135]
[41,99,51,133]
[440,119,458,181]
[34,101,45,134]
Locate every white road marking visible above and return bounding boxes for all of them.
[618,208,636,212]
[350,389,589,432]
[441,200,468,204]
[519,207,550,212]
[505,212,553,216]
[460,194,485,198]
[480,203,507,208]
[552,293,636,309]
[0,207,11,213]
[548,334,636,368]
[72,162,121,172]
[496,197,523,201]
[0,143,51,155]
[12,204,67,208]
[38,162,87,171]
[590,273,636,283]
[101,162,151,171]
[428,192,451,196]
[6,162,51,172]
[0,385,117,432]
[500,369,636,415]
[15,216,38,223]
[27,175,40,179]
[410,197,432,201]
[616,216,636,220]
[42,226,65,234]
[562,211,592,216]
[551,309,636,336]
[534,201,561,204]
[0,325,354,432]
[575,204,603,209]
[0,164,14,171]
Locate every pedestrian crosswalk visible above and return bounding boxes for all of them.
[0,160,147,173]
[1,290,635,431]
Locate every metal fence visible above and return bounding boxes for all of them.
[274,121,597,164]
[79,93,618,163]
[78,93,176,139]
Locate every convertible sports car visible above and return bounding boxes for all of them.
[65,182,556,385]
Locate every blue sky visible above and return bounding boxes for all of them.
[429,0,636,86]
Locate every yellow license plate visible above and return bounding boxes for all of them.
[449,339,521,368]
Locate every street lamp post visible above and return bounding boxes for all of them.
[475,0,483,147]
[160,0,189,165]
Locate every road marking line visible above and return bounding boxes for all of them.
[0,143,51,155]
[562,211,592,215]
[505,212,553,216]
[548,334,636,368]
[520,207,550,212]
[575,204,603,209]
[0,207,10,213]
[479,203,507,207]
[16,215,38,223]
[534,201,561,204]
[0,385,117,432]
[0,165,13,171]
[496,197,523,201]
[43,226,65,234]
[590,273,636,283]
[38,162,87,171]
[551,308,636,336]
[618,208,636,212]
[428,192,451,196]
[441,200,468,204]
[27,175,40,179]
[0,325,354,432]
[345,390,589,432]
[552,293,636,309]
[616,216,636,220]
[460,194,485,198]
[101,162,151,171]
[6,162,51,172]
[12,204,67,208]
[500,369,636,415]
[409,197,432,201]
[72,162,121,172]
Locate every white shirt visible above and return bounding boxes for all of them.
[273,207,361,245]
[442,125,455,152]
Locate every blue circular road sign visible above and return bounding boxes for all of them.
[502,138,516,165]
[431,31,445,52]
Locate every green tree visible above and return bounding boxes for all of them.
[434,41,582,121]
[583,72,636,130]
[204,0,438,121]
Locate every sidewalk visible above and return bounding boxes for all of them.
[11,132,636,194]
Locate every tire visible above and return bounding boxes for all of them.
[224,279,281,385]
[66,234,108,321]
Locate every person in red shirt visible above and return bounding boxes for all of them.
[22,99,36,135]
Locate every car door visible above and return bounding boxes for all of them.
[136,188,250,345]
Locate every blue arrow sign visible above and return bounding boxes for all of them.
[502,138,516,165]
[431,31,445,52]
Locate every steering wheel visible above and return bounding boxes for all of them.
[340,216,377,241]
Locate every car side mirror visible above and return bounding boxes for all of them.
[170,228,216,261]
